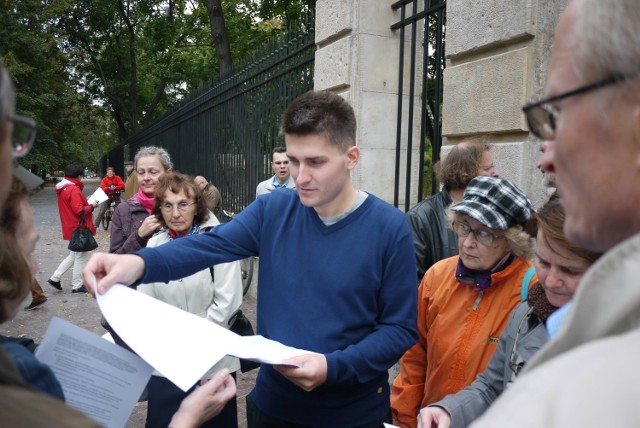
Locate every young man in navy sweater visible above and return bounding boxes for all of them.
[85,90,418,427]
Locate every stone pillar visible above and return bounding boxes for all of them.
[442,0,567,207]
[315,1,422,206]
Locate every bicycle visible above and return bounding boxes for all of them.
[100,191,122,231]
[219,208,255,297]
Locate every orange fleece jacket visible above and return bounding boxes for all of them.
[391,255,535,428]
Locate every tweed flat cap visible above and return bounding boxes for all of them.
[450,176,534,230]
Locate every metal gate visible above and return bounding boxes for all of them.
[102,13,315,214]
[391,0,446,210]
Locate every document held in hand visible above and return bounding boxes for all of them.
[87,187,109,205]
[35,317,153,428]
[93,279,313,392]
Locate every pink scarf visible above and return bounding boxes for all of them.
[134,189,155,213]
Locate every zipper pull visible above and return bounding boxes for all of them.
[473,289,485,311]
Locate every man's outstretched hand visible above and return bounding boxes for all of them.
[83,253,146,296]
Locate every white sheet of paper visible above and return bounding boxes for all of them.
[35,317,153,428]
[384,424,401,428]
[94,279,310,392]
[87,187,109,205]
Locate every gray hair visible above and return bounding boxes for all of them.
[573,0,640,87]
[0,61,15,122]
[448,210,535,261]
[134,146,173,170]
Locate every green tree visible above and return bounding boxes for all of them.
[0,0,117,174]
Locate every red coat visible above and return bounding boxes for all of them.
[100,175,125,197]
[55,177,96,240]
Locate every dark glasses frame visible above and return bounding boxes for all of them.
[522,70,640,140]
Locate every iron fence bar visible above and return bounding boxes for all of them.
[392,0,445,207]
[403,0,419,212]
[391,1,445,30]
[393,1,407,207]
[431,4,445,195]
[109,13,315,213]
[417,0,429,203]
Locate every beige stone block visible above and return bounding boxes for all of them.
[355,147,419,207]
[316,0,353,45]
[359,34,423,94]
[447,0,534,57]
[490,141,549,208]
[358,1,398,37]
[358,91,422,152]
[315,36,352,91]
[442,48,529,136]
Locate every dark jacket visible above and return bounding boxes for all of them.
[109,198,150,254]
[406,188,458,280]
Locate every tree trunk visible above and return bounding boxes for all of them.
[204,0,233,76]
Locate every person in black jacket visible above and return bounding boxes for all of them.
[406,137,499,280]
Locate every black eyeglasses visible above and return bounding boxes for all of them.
[9,115,38,158]
[522,70,640,141]
[454,221,504,247]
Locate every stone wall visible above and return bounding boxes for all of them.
[314,0,567,209]
[315,1,423,206]
[442,0,567,207]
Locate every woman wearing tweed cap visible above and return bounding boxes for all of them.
[391,176,536,428]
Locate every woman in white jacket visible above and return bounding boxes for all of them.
[138,171,243,428]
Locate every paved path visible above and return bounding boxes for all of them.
[0,178,258,427]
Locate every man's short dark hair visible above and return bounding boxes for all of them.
[64,164,84,178]
[438,137,490,190]
[279,91,356,153]
[272,146,287,161]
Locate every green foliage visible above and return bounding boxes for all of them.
[255,0,316,24]
[1,0,316,173]
[0,0,118,174]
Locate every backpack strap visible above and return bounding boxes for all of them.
[200,226,216,283]
[521,266,536,302]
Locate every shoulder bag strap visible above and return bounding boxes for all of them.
[78,207,87,227]
[521,265,536,302]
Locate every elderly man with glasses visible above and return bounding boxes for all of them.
[468,1,640,427]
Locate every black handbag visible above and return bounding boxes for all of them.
[228,308,261,372]
[68,207,98,252]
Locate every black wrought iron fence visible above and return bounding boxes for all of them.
[102,13,315,214]
[391,0,446,210]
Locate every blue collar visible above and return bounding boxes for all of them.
[272,176,289,188]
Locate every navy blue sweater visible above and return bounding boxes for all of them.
[138,189,418,426]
